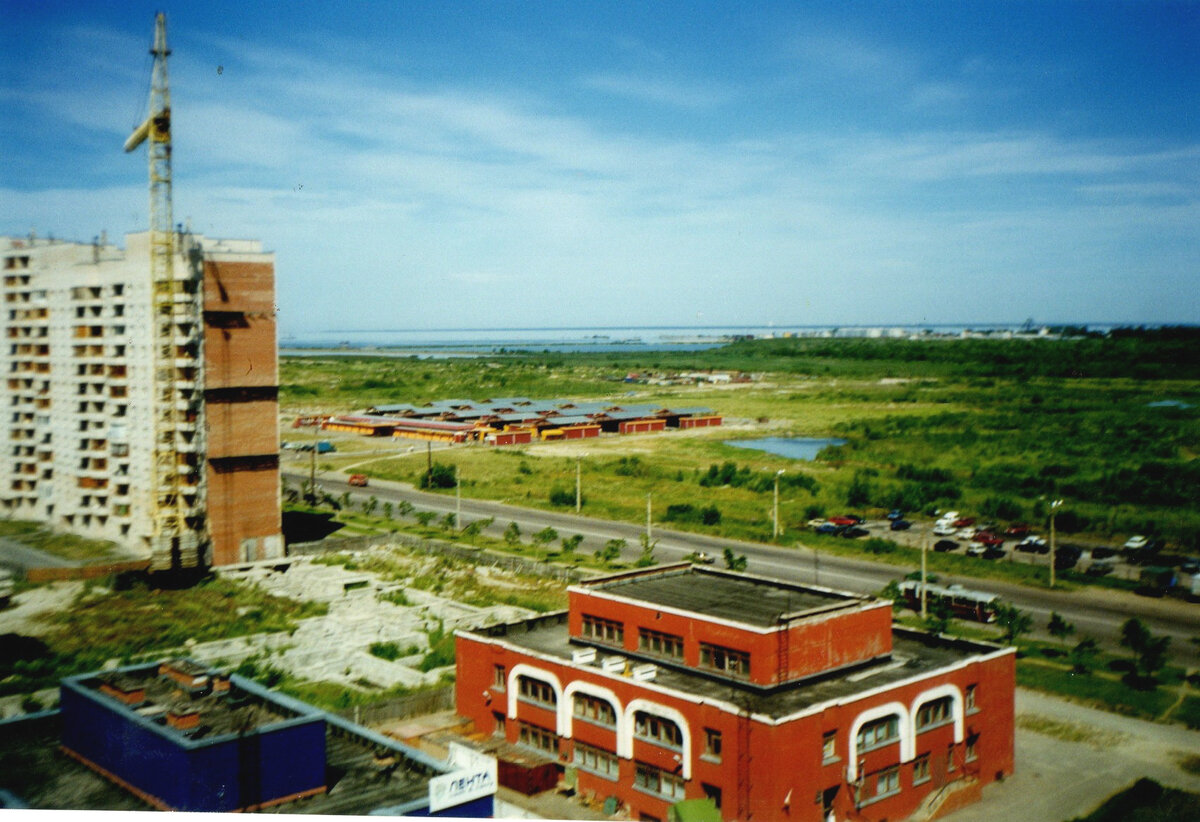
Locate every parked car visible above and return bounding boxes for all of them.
[933,524,958,537]
[887,509,905,521]
[966,544,986,557]
[1054,545,1082,570]
[687,551,716,565]
[1180,557,1200,575]
[933,540,959,552]
[1124,535,1149,551]
[807,518,827,528]
[938,511,960,522]
[828,516,859,527]
[1015,537,1048,554]
[981,546,1006,560]
[1004,523,1031,538]
[1086,559,1116,576]
[348,474,369,487]
[1137,566,1176,597]
[889,519,912,531]
[953,517,976,528]
[841,526,870,539]
[815,523,845,535]
[974,533,1004,547]
[958,528,978,540]
[1090,546,1116,560]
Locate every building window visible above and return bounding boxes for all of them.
[582,614,624,646]
[635,762,686,801]
[702,783,722,809]
[947,745,956,773]
[916,696,953,731]
[856,716,900,752]
[913,753,931,785]
[493,664,506,690]
[517,675,557,708]
[634,711,683,750]
[965,684,978,712]
[703,728,722,762]
[874,766,900,799]
[574,741,619,779]
[517,721,559,755]
[573,693,616,727]
[822,730,838,763]
[638,628,683,659]
[966,734,979,763]
[699,642,750,678]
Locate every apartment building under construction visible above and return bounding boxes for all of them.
[2,230,283,568]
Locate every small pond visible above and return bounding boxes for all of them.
[725,436,847,461]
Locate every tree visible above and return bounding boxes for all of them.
[1069,638,1100,675]
[722,547,748,572]
[503,521,522,548]
[420,462,457,489]
[396,500,414,518]
[1120,618,1171,686]
[532,527,558,551]
[361,496,379,517]
[924,599,953,636]
[560,534,584,555]
[439,512,456,531]
[1047,612,1075,649]
[382,501,394,520]
[635,532,658,567]
[460,517,491,544]
[414,511,437,528]
[993,603,1032,646]
[846,469,873,507]
[339,491,352,510]
[595,538,625,565]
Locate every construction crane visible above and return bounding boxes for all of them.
[125,13,206,571]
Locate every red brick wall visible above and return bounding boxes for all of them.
[456,627,1016,822]
[203,258,280,567]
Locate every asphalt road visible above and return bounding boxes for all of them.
[285,470,1200,667]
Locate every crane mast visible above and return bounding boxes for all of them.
[125,13,207,571]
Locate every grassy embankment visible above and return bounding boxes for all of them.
[281,331,1200,565]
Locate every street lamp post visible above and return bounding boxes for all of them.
[575,455,583,513]
[1049,499,1063,588]
[646,493,652,543]
[455,465,462,527]
[773,469,785,540]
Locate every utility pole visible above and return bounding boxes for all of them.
[773,469,785,540]
[1049,499,1063,589]
[646,493,652,543]
[426,441,432,484]
[309,445,316,503]
[575,455,582,513]
[455,465,461,526]
[920,532,929,619]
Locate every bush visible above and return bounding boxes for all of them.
[549,486,579,507]
[419,462,457,489]
[369,641,403,661]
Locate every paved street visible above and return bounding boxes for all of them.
[284,467,1200,667]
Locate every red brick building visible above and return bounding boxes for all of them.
[455,564,1015,821]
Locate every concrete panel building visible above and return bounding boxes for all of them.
[1,231,282,568]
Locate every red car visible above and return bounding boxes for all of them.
[827,516,859,527]
[1004,523,1031,537]
[953,517,976,528]
[973,532,1004,547]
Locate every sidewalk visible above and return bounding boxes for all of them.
[947,687,1200,821]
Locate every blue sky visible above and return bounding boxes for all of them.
[2,1,1197,333]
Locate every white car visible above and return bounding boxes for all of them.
[932,524,957,536]
[939,511,960,522]
[957,528,977,539]
[1124,535,1149,551]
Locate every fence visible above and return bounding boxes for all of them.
[289,532,589,584]
[333,685,457,726]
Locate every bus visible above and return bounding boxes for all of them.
[898,580,1000,623]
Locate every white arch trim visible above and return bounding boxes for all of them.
[910,683,964,744]
[622,698,693,780]
[847,701,912,783]
[507,664,564,734]
[561,682,624,746]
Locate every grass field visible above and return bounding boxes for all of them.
[281,332,1200,555]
